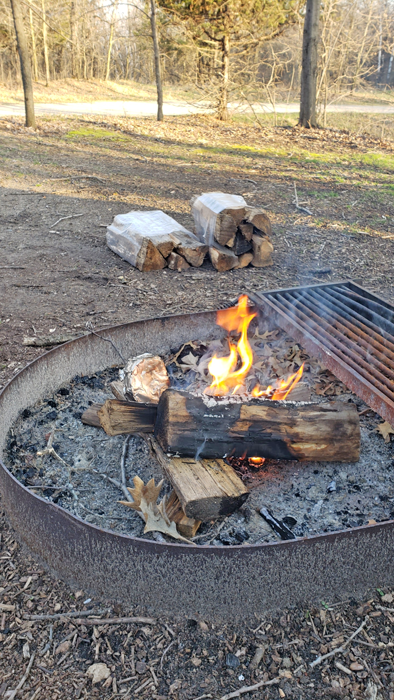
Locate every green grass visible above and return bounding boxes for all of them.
[65,127,130,140]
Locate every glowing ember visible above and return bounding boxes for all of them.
[206,294,304,399]
[248,457,266,467]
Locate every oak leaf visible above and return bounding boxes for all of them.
[376,421,394,443]
[119,476,193,544]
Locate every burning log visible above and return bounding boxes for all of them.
[98,399,157,436]
[154,389,361,462]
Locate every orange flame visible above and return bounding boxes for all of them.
[252,363,304,401]
[248,457,266,467]
[206,295,256,396]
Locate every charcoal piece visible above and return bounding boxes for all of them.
[234,528,249,542]
[47,400,57,408]
[46,411,57,421]
[220,533,237,546]
[259,507,296,540]
[282,515,297,528]
[58,388,70,396]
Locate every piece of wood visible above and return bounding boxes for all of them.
[172,232,208,267]
[234,252,253,269]
[167,251,190,271]
[239,222,254,241]
[110,380,126,401]
[98,399,157,436]
[155,389,361,462]
[209,244,238,272]
[151,234,175,258]
[81,403,103,428]
[161,456,248,521]
[233,230,252,256]
[214,212,238,247]
[251,234,273,267]
[107,227,167,271]
[245,207,272,236]
[165,490,201,537]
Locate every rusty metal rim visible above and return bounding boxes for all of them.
[1,309,394,617]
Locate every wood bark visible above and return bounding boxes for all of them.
[299,0,321,128]
[150,0,163,122]
[218,29,230,121]
[105,0,118,81]
[28,5,38,81]
[234,252,253,269]
[167,251,190,271]
[165,490,201,537]
[245,208,272,236]
[98,399,157,436]
[41,0,50,86]
[81,403,103,428]
[172,233,208,267]
[10,0,35,128]
[155,389,361,462]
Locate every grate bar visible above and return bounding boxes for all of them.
[253,281,394,425]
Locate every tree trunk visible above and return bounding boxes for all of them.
[28,5,38,80]
[105,0,118,81]
[70,0,77,78]
[217,31,230,120]
[299,0,321,128]
[10,0,35,128]
[150,0,163,121]
[41,0,50,86]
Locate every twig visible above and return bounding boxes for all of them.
[50,213,83,228]
[6,651,36,700]
[85,323,126,363]
[293,183,313,216]
[220,676,280,700]
[160,639,176,671]
[309,618,368,668]
[0,266,26,269]
[120,436,131,488]
[50,175,105,183]
[72,616,155,626]
[25,608,109,621]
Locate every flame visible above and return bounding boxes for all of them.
[206,295,256,396]
[252,363,304,401]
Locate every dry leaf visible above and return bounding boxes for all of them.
[86,663,111,684]
[376,421,394,443]
[119,476,193,544]
[179,352,199,370]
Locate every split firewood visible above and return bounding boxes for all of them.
[238,222,254,241]
[251,235,274,267]
[110,380,126,402]
[167,251,190,272]
[209,244,238,272]
[150,234,175,258]
[107,228,167,271]
[146,436,248,521]
[214,212,238,247]
[98,399,157,436]
[81,403,103,428]
[172,232,208,267]
[234,252,253,269]
[233,231,253,256]
[119,475,194,544]
[245,207,272,236]
[123,353,170,403]
[165,490,201,537]
[155,389,361,461]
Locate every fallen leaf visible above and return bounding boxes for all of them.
[86,663,111,684]
[119,476,194,544]
[377,421,394,443]
[55,640,71,655]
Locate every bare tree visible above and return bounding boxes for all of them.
[9,0,35,127]
[150,0,163,121]
[299,0,321,127]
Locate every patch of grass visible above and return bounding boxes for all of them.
[65,127,130,140]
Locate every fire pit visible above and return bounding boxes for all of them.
[1,297,394,620]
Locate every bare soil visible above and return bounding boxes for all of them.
[1,114,394,698]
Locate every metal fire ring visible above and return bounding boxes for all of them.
[1,311,394,621]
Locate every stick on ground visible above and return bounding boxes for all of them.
[309,618,367,668]
[220,676,280,700]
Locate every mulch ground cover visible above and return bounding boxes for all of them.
[1,113,394,699]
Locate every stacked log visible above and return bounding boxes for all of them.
[106,211,208,272]
[191,194,274,272]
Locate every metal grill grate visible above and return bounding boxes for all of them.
[251,281,394,426]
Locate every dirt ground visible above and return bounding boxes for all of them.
[1,114,394,699]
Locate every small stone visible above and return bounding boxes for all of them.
[349,662,364,671]
[226,653,240,670]
[136,661,147,674]
[191,657,201,667]
[347,475,356,484]
[381,593,393,603]
[282,657,292,669]
[86,663,111,685]
[327,480,337,493]
[199,621,209,631]
[56,640,71,655]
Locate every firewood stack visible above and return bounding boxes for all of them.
[191,192,274,272]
